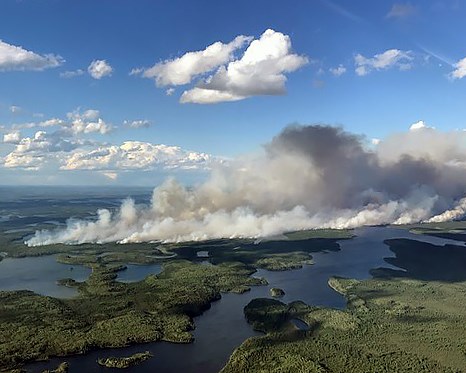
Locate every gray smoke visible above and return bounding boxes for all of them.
[26,124,466,246]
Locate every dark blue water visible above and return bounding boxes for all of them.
[0,256,91,298]
[0,258,163,297]
[116,264,162,282]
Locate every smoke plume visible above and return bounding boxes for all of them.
[26,124,466,246]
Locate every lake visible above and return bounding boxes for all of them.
[0,255,90,298]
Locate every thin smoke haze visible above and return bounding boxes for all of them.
[27,124,466,246]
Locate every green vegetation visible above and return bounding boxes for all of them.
[244,298,312,333]
[171,236,342,270]
[3,239,172,265]
[270,287,285,298]
[0,260,265,371]
[284,228,354,240]
[255,253,313,271]
[97,351,152,368]
[222,273,466,373]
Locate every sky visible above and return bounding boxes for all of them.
[1,0,466,186]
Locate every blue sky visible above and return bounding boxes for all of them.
[1,0,465,185]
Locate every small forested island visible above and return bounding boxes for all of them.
[269,287,285,298]
[97,351,152,368]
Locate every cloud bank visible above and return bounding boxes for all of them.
[2,109,212,173]
[27,123,466,246]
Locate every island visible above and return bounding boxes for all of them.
[270,287,285,298]
[97,351,152,369]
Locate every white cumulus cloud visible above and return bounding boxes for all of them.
[329,65,346,77]
[1,108,215,174]
[3,130,83,170]
[450,57,466,80]
[355,49,414,76]
[180,29,308,104]
[88,60,113,79]
[62,142,213,172]
[66,109,112,134]
[180,88,244,104]
[9,105,21,114]
[9,109,111,134]
[60,69,84,78]
[0,40,63,71]
[409,120,434,131]
[12,118,65,130]
[123,120,151,129]
[134,29,307,104]
[137,35,252,86]
[3,131,21,144]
